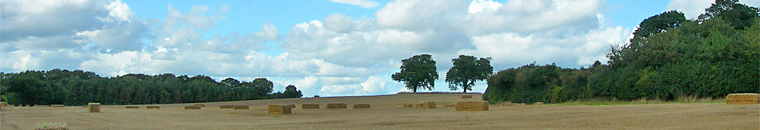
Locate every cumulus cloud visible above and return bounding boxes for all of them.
[1,0,636,96]
[329,0,380,8]
[667,0,760,19]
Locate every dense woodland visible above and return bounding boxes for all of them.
[0,69,302,106]
[485,0,759,103]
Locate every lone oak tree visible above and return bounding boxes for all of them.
[392,54,438,93]
[445,55,493,93]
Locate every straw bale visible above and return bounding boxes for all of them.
[220,105,234,109]
[444,104,456,107]
[284,104,296,108]
[88,103,100,113]
[147,106,160,109]
[420,102,436,109]
[353,104,370,109]
[461,95,473,98]
[184,106,201,110]
[233,105,250,109]
[726,93,760,105]
[402,104,414,108]
[327,103,347,109]
[125,106,139,109]
[455,101,489,111]
[268,105,292,115]
[194,104,206,107]
[302,104,320,109]
[534,102,545,105]
[51,104,65,107]
[0,102,7,106]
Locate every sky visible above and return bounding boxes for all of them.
[1,0,758,97]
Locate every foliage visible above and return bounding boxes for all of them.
[485,1,758,103]
[0,69,301,106]
[445,55,493,93]
[392,54,439,93]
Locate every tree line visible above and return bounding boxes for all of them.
[0,69,302,106]
[484,0,759,103]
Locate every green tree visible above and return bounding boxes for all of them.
[392,54,439,93]
[283,85,303,98]
[699,0,760,30]
[445,55,493,93]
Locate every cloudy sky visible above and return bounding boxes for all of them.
[1,0,758,97]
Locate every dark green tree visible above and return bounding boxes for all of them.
[392,54,439,93]
[445,55,493,93]
[283,85,303,98]
[699,0,760,30]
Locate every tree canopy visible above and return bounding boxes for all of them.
[485,0,758,104]
[0,69,302,106]
[392,54,439,93]
[445,55,493,93]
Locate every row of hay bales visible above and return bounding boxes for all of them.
[266,103,372,115]
[401,101,489,111]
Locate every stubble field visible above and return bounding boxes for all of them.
[1,94,758,129]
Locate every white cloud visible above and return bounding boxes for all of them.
[329,0,380,8]
[666,0,714,19]
[667,0,760,19]
[1,0,636,97]
[468,0,502,13]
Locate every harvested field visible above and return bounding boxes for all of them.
[419,102,436,109]
[302,104,319,109]
[1,94,758,130]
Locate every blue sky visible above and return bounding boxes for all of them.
[2,0,758,97]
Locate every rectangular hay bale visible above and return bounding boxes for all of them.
[220,105,234,109]
[726,93,760,105]
[194,104,206,107]
[88,103,100,113]
[420,102,436,109]
[302,104,320,109]
[284,104,296,108]
[353,104,370,109]
[184,106,201,110]
[455,101,489,111]
[402,104,414,108]
[233,105,249,109]
[327,103,347,109]
[0,102,7,107]
[267,105,292,115]
[461,95,473,98]
[147,106,160,109]
[125,106,139,109]
[50,104,65,107]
